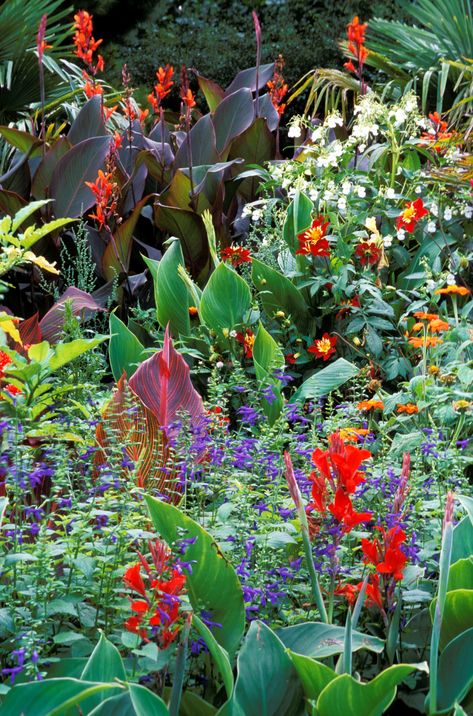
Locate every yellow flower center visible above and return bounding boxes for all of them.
[317,338,332,353]
[401,205,416,221]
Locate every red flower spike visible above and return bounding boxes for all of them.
[124,563,147,597]
[328,488,372,533]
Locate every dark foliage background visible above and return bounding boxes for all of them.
[78,0,403,96]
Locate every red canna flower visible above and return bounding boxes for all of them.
[334,582,358,605]
[308,333,337,361]
[36,14,52,62]
[344,16,369,88]
[123,539,187,647]
[355,241,381,266]
[148,64,174,113]
[124,563,147,597]
[328,488,372,533]
[73,10,103,76]
[363,574,384,610]
[396,198,429,233]
[361,526,408,581]
[296,216,330,257]
[267,54,288,117]
[221,245,252,266]
[85,168,118,229]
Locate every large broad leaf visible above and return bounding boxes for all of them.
[143,240,191,337]
[48,336,107,371]
[0,678,122,716]
[433,627,473,714]
[199,262,252,335]
[213,88,255,155]
[193,613,234,699]
[277,622,384,659]
[452,518,473,563]
[253,322,284,424]
[430,590,473,650]
[0,125,43,156]
[68,96,107,145]
[283,191,314,254]
[154,203,209,278]
[31,136,72,200]
[80,633,127,711]
[0,189,27,217]
[251,257,310,332]
[289,652,337,701]
[96,376,176,497]
[228,118,275,201]
[15,312,42,349]
[174,114,219,168]
[225,63,275,95]
[49,135,112,218]
[145,494,245,657]
[195,72,225,112]
[89,688,169,716]
[228,621,305,716]
[102,196,151,281]
[316,664,425,716]
[39,287,105,343]
[128,326,204,429]
[292,358,359,403]
[109,313,146,381]
[448,558,473,592]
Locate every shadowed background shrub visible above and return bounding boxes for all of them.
[78,0,402,101]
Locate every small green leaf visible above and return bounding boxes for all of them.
[292,358,358,403]
[200,263,252,335]
[109,313,146,381]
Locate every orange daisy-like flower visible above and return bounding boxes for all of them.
[428,318,449,333]
[357,400,384,412]
[296,216,330,257]
[435,285,471,296]
[338,427,370,442]
[408,336,443,348]
[413,311,439,321]
[397,403,419,414]
[308,333,337,361]
[396,198,428,233]
[355,241,381,266]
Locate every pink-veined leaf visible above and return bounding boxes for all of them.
[95,375,181,501]
[15,313,42,351]
[39,287,106,343]
[129,325,204,430]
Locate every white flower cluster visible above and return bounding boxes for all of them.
[241,199,267,223]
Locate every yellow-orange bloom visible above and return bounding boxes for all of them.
[408,336,443,348]
[428,318,449,333]
[453,400,471,412]
[339,427,371,442]
[435,285,470,296]
[357,400,384,412]
[397,403,419,414]
[413,312,439,320]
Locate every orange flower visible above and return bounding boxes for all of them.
[428,318,449,333]
[413,311,439,321]
[435,285,470,296]
[148,64,174,113]
[267,54,288,117]
[339,427,370,442]
[357,400,384,412]
[188,306,198,317]
[396,198,428,233]
[408,336,443,348]
[85,169,118,229]
[397,403,419,414]
[73,10,103,76]
[344,16,369,77]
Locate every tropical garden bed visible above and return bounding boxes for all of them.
[0,0,472,714]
